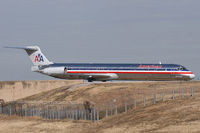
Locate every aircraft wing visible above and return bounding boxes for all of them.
[80,73,119,81]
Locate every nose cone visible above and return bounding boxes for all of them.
[190,73,195,79]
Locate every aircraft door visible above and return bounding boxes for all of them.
[64,67,68,74]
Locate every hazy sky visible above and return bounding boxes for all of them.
[0,0,200,81]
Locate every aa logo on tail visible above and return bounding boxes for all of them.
[34,54,44,62]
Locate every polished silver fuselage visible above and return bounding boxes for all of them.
[53,73,191,81]
[7,46,195,82]
[34,63,195,81]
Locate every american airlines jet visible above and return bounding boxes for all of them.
[6,46,195,82]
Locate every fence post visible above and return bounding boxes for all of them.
[125,103,127,112]
[182,88,184,98]
[60,109,63,120]
[31,107,33,117]
[47,107,50,119]
[58,110,60,120]
[75,110,77,120]
[110,103,113,116]
[162,92,165,102]
[52,110,54,120]
[46,110,48,119]
[9,105,12,116]
[51,110,53,120]
[72,110,74,120]
[0,105,2,115]
[93,109,96,121]
[48,109,50,119]
[61,110,64,120]
[144,96,146,106]
[78,110,81,120]
[75,110,78,120]
[191,88,194,97]
[129,102,132,110]
[66,110,68,119]
[61,109,64,120]
[81,111,83,120]
[51,109,55,120]
[134,99,136,108]
[97,110,99,121]
[154,88,156,104]
[56,110,58,120]
[69,111,71,120]
[32,106,35,116]
[39,108,41,118]
[43,108,45,118]
[36,108,38,117]
[172,89,175,100]
[53,109,55,120]
[115,104,117,115]
[55,110,57,120]
[87,111,90,120]
[85,111,87,120]
[0,105,2,114]
[27,107,29,117]
[25,107,27,117]
[90,110,93,121]
[153,93,156,104]
[106,108,108,117]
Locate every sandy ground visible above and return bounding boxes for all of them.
[0,80,82,102]
[0,96,200,133]
[22,81,200,110]
[0,80,200,133]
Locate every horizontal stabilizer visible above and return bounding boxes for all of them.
[4,46,38,51]
[5,45,53,66]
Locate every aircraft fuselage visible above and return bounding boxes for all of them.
[33,63,195,81]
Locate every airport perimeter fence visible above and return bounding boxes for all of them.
[0,87,198,121]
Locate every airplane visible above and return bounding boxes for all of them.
[5,46,195,82]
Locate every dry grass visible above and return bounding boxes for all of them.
[0,96,200,133]
[0,80,82,102]
[1,81,200,133]
[21,81,200,109]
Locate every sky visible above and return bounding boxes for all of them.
[0,0,200,81]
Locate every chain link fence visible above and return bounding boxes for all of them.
[0,87,198,121]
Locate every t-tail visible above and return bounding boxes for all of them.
[4,46,53,66]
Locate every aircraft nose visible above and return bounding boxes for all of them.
[190,73,195,79]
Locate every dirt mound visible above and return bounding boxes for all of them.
[0,80,82,102]
[21,81,200,108]
[1,81,200,133]
[87,96,200,133]
[0,96,200,133]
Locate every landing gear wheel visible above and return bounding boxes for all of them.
[88,79,93,82]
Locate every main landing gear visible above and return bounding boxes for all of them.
[88,79,93,82]
[87,79,107,82]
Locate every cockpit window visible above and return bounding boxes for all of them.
[177,66,187,71]
[178,67,183,71]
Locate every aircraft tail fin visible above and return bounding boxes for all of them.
[5,46,53,66]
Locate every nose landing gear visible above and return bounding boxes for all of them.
[64,67,67,73]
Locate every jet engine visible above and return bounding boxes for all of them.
[40,67,66,75]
